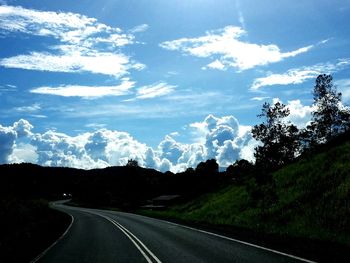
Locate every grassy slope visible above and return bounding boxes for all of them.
[141,140,350,248]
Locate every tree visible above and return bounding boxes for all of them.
[195,159,219,176]
[126,159,139,167]
[226,159,254,183]
[307,74,350,144]
[252,101,300,172]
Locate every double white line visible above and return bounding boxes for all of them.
[84,210,162,263]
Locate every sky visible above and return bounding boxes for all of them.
[0,0,350,172]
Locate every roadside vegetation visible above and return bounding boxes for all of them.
[140,74,350,262]
[0,198,71,263]
[140,133,350,256]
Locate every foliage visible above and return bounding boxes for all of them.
[252,101,300,172]
[126,159,139,167]
[226,159,254,183]
[307,74,350,145]
[195,159,219,176]
[141,135,350,261]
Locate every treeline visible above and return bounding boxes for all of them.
[252,74,350,173]
[0,161,228,209]
[227,74,350,209]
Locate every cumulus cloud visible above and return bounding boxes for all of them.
[167,114,257,169]
[0,119,33,163]
[2,115,258,172]
[160,25,314,71]
[285,99,315,128]
[0,5,144,77]
[8,143,38,164]
[0,124,17,163]
[251,58,350,90]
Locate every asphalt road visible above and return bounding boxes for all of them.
[34,202,315,263]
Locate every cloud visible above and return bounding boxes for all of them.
[285,99,315,128]
[0,84,17,94]
[251,58,350,90]
[14,103,41,112]
[1,52,142,77]
[30,78,135,98]
[130,24,149,33]
[204,59,226,70]
[134,82,176,100]
[1,115,257,172]
[8,143,38,164]
[335,79,350,103]
[235,0,245,30]
[0,124,17,163]
[0,119,33,163]
[0,5,144,77]
[250,96,270,101]
[160,25,314,71]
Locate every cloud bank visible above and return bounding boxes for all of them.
[0,115,258,172]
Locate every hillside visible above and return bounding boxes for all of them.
[141,134,350,261]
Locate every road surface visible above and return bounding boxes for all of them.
[34,202,315,263]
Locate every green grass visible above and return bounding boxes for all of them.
[141,140,350,246]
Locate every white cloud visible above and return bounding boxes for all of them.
[336,78,350,103]
[8,143,38,163]
[130,24,149,33]
[205,59,226,70]
[0,84,17,94]
[30,78,135,98]
[160,25,314,71]
[14,103,41,112]
[0,124,17,163]
[13,119,33,137]
[250,96,270,101]
[0,119,33,163]
[0,5,144,77]
[1,116,257,172]
[285,99,315,128]
[251,58,350,90]
[134,82,176,100]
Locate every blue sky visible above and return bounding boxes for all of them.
[0,0,350,172]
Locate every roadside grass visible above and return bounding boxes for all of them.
[0,198,71,263]
[140,140,350,259]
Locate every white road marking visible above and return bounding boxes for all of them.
[83,209,162,263]
[122,212,317,263]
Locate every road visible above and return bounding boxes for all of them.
[34,202,315,263]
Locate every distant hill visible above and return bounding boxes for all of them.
[0,160,229,209]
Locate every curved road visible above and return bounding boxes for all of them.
[34,202,315,263]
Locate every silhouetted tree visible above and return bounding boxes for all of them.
[252,101,300,172]
[307,74,350,145]
[126,159,139,167]
[195,159,219,176]
[226,159,254,182]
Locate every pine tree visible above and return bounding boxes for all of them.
[252,101,300,172]
[308,74,350,144]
